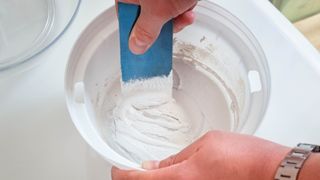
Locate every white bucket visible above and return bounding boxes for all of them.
[65,1,270,169]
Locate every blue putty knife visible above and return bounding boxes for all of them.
[118,2,173,83]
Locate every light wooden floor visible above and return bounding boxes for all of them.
[294,13,320,51]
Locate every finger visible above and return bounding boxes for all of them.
[158,135,205,168]
[173,10,195,33]
[129,11,168,54]
[112,163,185,180]
[142,133,208,170]
[141,136,205,170]
[118,0,140,4]
[142,161,160,170]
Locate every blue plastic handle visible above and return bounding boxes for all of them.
[118,2,173,82]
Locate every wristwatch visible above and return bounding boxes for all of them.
[274,143,320,180]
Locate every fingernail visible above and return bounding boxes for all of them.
[130,33,149,54]
[142,161,160,170]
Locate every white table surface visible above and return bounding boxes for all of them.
[0,0,112,179]
[1,0,320,180]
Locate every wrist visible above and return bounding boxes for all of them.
[298,153,320,180]
[263,146,291,180]
[249,143,290,180]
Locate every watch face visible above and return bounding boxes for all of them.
[298,143,320,153]
[313,146,320,153]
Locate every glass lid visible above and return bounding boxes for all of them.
[0,0,80,72]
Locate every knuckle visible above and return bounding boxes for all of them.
[160,154,178,168]
[134,23,155,42]
[165,154,177,166]
[170,1,184,17]
[171,0,185,17]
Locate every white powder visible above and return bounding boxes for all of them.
[109,72,193,163]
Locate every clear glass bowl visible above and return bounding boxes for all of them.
[0,0,80,74]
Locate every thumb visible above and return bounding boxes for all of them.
[129,11,168,54]
[112,141,202,179]
[142,138,204,170]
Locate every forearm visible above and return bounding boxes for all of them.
[299,153,320,180]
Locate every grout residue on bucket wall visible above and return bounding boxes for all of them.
[93,39,242,164]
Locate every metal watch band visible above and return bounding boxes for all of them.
[274,143,320,180]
